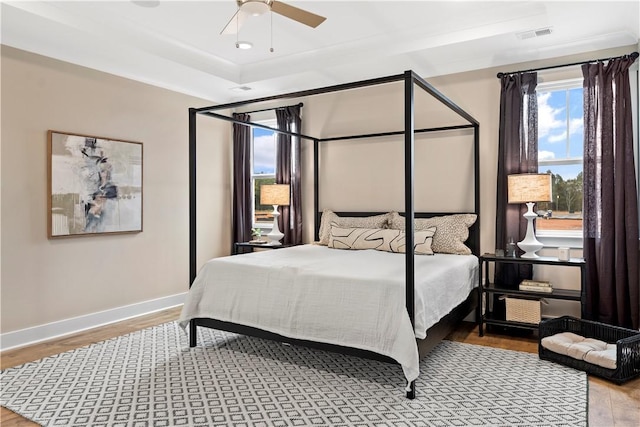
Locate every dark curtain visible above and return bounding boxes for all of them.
[231,113,252,248]
[495,72,538,286]
[275,106,302,245]
[582,56,639,329]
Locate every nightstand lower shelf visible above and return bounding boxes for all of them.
[483,313,541,331]
[233,242,297,255]
[483,283,581,300]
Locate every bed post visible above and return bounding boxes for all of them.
[474,124,481,255]
[189,108,197,287]
[189,107,198,347]
[314,138,320,241]
[404,70,416,400]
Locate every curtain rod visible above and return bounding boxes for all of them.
[496,51,639,78]
[236,102,304,115]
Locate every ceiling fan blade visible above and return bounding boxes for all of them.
[270,1,326,28]
[220,9,249,35]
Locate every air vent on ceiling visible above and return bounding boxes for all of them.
[230,86,253,92]
[516,27,553,40]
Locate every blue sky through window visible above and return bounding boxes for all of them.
[537,87,583,180]
[253,127,276,175]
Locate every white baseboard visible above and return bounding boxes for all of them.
[0,293,186,352]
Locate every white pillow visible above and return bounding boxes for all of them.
[328,225,436,255]
[318,210,390,245]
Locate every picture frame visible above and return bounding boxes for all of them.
[47,130,143,238]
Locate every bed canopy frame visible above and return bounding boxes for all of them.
[188,70,480,398]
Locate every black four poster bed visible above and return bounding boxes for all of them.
[182,70,481,398]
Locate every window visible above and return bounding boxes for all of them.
[251,121,277,228]
[536,79,584,242]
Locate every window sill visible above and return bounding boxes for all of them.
[537,230,583,249]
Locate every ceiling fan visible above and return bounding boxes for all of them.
[220,0,326,35]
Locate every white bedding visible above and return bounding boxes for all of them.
[179,244,478,385]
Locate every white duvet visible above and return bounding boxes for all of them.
[179,244,478,385]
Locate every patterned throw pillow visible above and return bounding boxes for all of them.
[388,212,477,255]
[328,225,436,255]
[318,210,391,245]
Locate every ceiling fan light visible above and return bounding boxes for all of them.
[236,41,253,49]
[242,1,270,16]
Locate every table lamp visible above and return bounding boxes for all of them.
[260,184,290,245]
[507,173,552,258]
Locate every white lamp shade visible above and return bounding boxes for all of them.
[260,184,290,206]
[507,174,552,204]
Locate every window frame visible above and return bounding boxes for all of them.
[536,78,584,249]
[250,119,277,231]
[534,65,640,248]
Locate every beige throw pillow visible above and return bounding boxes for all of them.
[388,212,477,255]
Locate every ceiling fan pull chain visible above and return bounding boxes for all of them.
[270,10,274,53]
[235,5,240,48]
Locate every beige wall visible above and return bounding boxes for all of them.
[2,43,636,339]
[1,46,230,334]
[300,45,634,249]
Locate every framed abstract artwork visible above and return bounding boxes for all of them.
[47,130,143,238]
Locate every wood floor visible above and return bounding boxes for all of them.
[2,307,638,426]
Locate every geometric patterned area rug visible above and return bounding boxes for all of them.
[1,322,587,427]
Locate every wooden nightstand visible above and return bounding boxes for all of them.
[233,242,297,255]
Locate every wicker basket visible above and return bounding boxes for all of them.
[505,297,541,324]
[539,316,640,384]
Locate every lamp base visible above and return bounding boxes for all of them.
[266,206,284,246]
[517,202,543,258]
